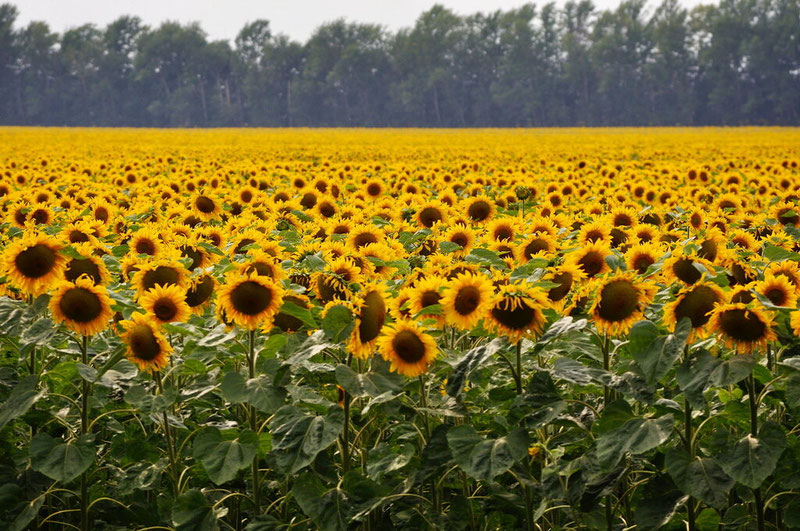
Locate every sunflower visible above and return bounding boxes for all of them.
[516,233,557,262]
[708,303,776,354]
[238,251,286,282]
[132,255,190,297]
[663,282,727,340]
[624,242,665,275]
[590,272,656,335]
[415,200,448,229]
[662,254,714,286]
[765,261,800,293]
[2,233,66,296]
[119,312,173,373]
[140,283,192,324]
[49,277,114,336]
[408,276,447,326]
[128,227,162,257]
[441,273,494,330]
[378,320,439,377]
[313,257,361,303]
[790,310,800,338]
[63,251,111,286]
[565,241,612,279]
[485,218,518,243]
[544,264,585,307]
[578,220,611,245]
[464,196,495,224]
[755,274,798,308]
[487,284,549,342]
[347,226,385,250]
[185,274,216,314]
[347,283,388,358]
[217,272,285,330]
[192,194,222,221]
[274,294,312,333]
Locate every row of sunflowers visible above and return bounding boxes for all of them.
[1,128,800,530]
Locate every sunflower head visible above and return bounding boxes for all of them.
[441,272,495,331]
[347,283,388,358]
[217,272,285,330]
[590,273,656,336]
[378,321,439,377]
[565,241,612,279]
[119,312,172,373]
[140,283,192,324]
[756,274,798,309]
[3,233,66,296]
[185,274,216,314]
[663,282,726,340]
[709,303,776,354]
[487,284,549,342]
[49,276,114,336]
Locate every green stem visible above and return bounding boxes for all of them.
[155,372,180,497]
[341,353,352,473]
[683,347,696,531]
[747,373,765,531]
[79,335,90,531]
[247,330,261,515]
[602,334,611,405]
[515,341,523,395]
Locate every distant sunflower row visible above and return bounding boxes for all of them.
[1,128,800,377]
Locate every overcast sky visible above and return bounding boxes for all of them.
[14,0,706,42]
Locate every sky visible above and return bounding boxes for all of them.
[14,0,706,42]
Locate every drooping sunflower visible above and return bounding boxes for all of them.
[140,283,192,325]
[347,283,388,358]
[441,272,495,330]
[755,273,798,308]
[63,247,111,286]
[544,263,585,309]
[119,312,173,373]
[663,282,727,340]
[217,272,285,330]
[185,274,216,315]
[49,277,114,336]
[662,254,714,286]
[313,257,362,303]
[487,284,549,343]
[590,272,656,335]
[3,233,66,296]
[708,303,776,354]
[132,253,190,297]
[378,320,439,378]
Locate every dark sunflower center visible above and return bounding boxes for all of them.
[195,196,215,213]
[491,298,536,330]
[420,290,441,309]
[142,266,180,290]
[186,276,214,307]
[596,280,639,322]
[129,324,161,361]
[765,287,788,306]
[135,239,156,255]
[180,246,204,270]
[69,230,90,244]
[672,259,702,284]
[718,309,767,342]
[234,238,255,254]
[58,287,103,323]
[577,250,605,277]
[319,202,336,218]
[231,281,272,315]
[610,228,628,247]
[367,183,381,196]
[153,298,178,321]
[633,254,655,274]
[418,207,442,228]
[777,207,799,226]
[524,238,549,259]
[65,258,102,284]
[454,285,481,316]
[585,230,604,242]
[494,226,513,241]
[353,232,378,248]
[392,330,426,364]
[467,201,491,221]
[547,272,573,302]
[674,285,720,328]
[15,244,57,279]
[246,262,274,278]
[359,291,386,342]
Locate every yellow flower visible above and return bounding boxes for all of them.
[119,312,173,373]
[378,321,439,378]
[49,277,114,336]
[2,233,66,296]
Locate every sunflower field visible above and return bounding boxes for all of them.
[2,127,800,531]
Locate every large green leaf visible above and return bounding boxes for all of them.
[709,355,754,386]
[718,421,786,489]
[292,474,348,531]
[220,371,285,414]
[447,425,528,481]
[445,338,505,397]
[634,475,686,530]
[171,489,220,531]
[321,304,354,343]
[30,433,94,482]
[270,405,344,474]
[334,364,402,399]
[666,448,734,508]
[193,427,258,485]
[0,376,45,430]
[677,350,721,409]
[631,318,691,384]
[594,415,673,470]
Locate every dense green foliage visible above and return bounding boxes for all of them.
[0,0,799,127]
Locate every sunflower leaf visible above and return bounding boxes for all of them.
[666,448,734,508]
[717,421,786,489]
[171,489,221,531]
[631,318,691,385]
[593,415,674,470]
[30,432,94,483]
[445,338,505,397]
[322,305,354,343]
[447,425,528,481]
[0,376,46,430]
[193,427,258,485]
[270,405,345,474]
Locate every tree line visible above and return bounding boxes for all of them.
[0,0,798,127]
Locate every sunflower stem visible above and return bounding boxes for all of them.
[247,329,261,515]
[341,352,353,473]
[515,341,523,394]
[747,373,765,531]
[79,335,90,531]
[683,346,696,531]
[602,334,611,405]
[154,371,180,498]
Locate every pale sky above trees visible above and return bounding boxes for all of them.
[17,0,704,42]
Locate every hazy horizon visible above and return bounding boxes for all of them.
[14,0,707,42]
